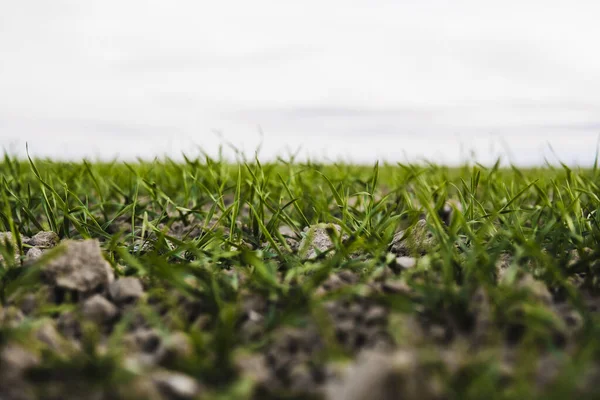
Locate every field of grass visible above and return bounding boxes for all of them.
[2,152,600,399]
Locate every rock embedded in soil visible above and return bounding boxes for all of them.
[278,225,301,251]
[522,276,553,305]
[41,239,114,296]
[24,231,60,248]
[109,277,144,305]
[0,344,39,400]
[151,370,202,400]
[156,331,195,367]
[235,353,271,384]
[327,349,443,400]
[278,225,297,238]
[56,311,81,340]
[395,256,417,270]
[35,321,69,355]
[298,223,346,260]
[389,219,437,257]
[133,328,163,354]
[0,344,40,377]
[381,280,412,296]
[82,294,119,324]
[0,306,25,328]
[19,231,60,261]
[25,247,44,260]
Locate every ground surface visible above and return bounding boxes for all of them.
[1,156,600,399]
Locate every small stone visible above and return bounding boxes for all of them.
[389,220,437,257]
[326,350,421,400]
[26,231,59,248]
[82,294,118,324]
[298,223,346,260]
[395,257,416,270]
[25,247,43,260]
[0,344,40,386]
[248,309,264,322]
[35,321,67,354]
[152,370,202,400]
[235,353,270,383]
[57,311,81,339]
[365,306,387,325]
[134,329,162,354]
[41,239,114,294]
[18,293,38,315]
[278,225,297,237]
[0,306,25,328]
[517,274,552,305]
[382,280,411,295]
[157,331,195,366]
[109,277,144,305]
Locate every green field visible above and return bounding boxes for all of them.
[1,153,600,399]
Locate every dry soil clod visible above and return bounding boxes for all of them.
[389,219,437,257]
[82,294,119,325]
[41,239,114,297]
[298,223,346,260]
[109,277,145,305]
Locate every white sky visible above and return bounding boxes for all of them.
[1,0,599,165]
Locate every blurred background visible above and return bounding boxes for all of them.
[1,0,599,165]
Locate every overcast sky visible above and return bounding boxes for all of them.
[1,0,599,165]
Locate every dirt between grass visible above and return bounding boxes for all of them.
[6,142,600,400]
[1,216,599,400]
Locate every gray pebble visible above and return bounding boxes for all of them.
[109,277,144,305]
[82,294,118,324]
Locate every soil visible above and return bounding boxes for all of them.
[2,214,600,399]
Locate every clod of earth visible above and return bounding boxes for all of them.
[82,294,119,325]
[109,277,145,305]
[389,219,437,256]
[395,256,417,270]
[155,331,194,367]
[0,231,60,263]
[327,349,445,400]
[151,370,203,400]
[24,231,60,248]
[0,306,25,328]
[40,239,114,295]
[0,344,39,400]
[298,223,347,260]
[26,247,43,260]
[35,320,70,355]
